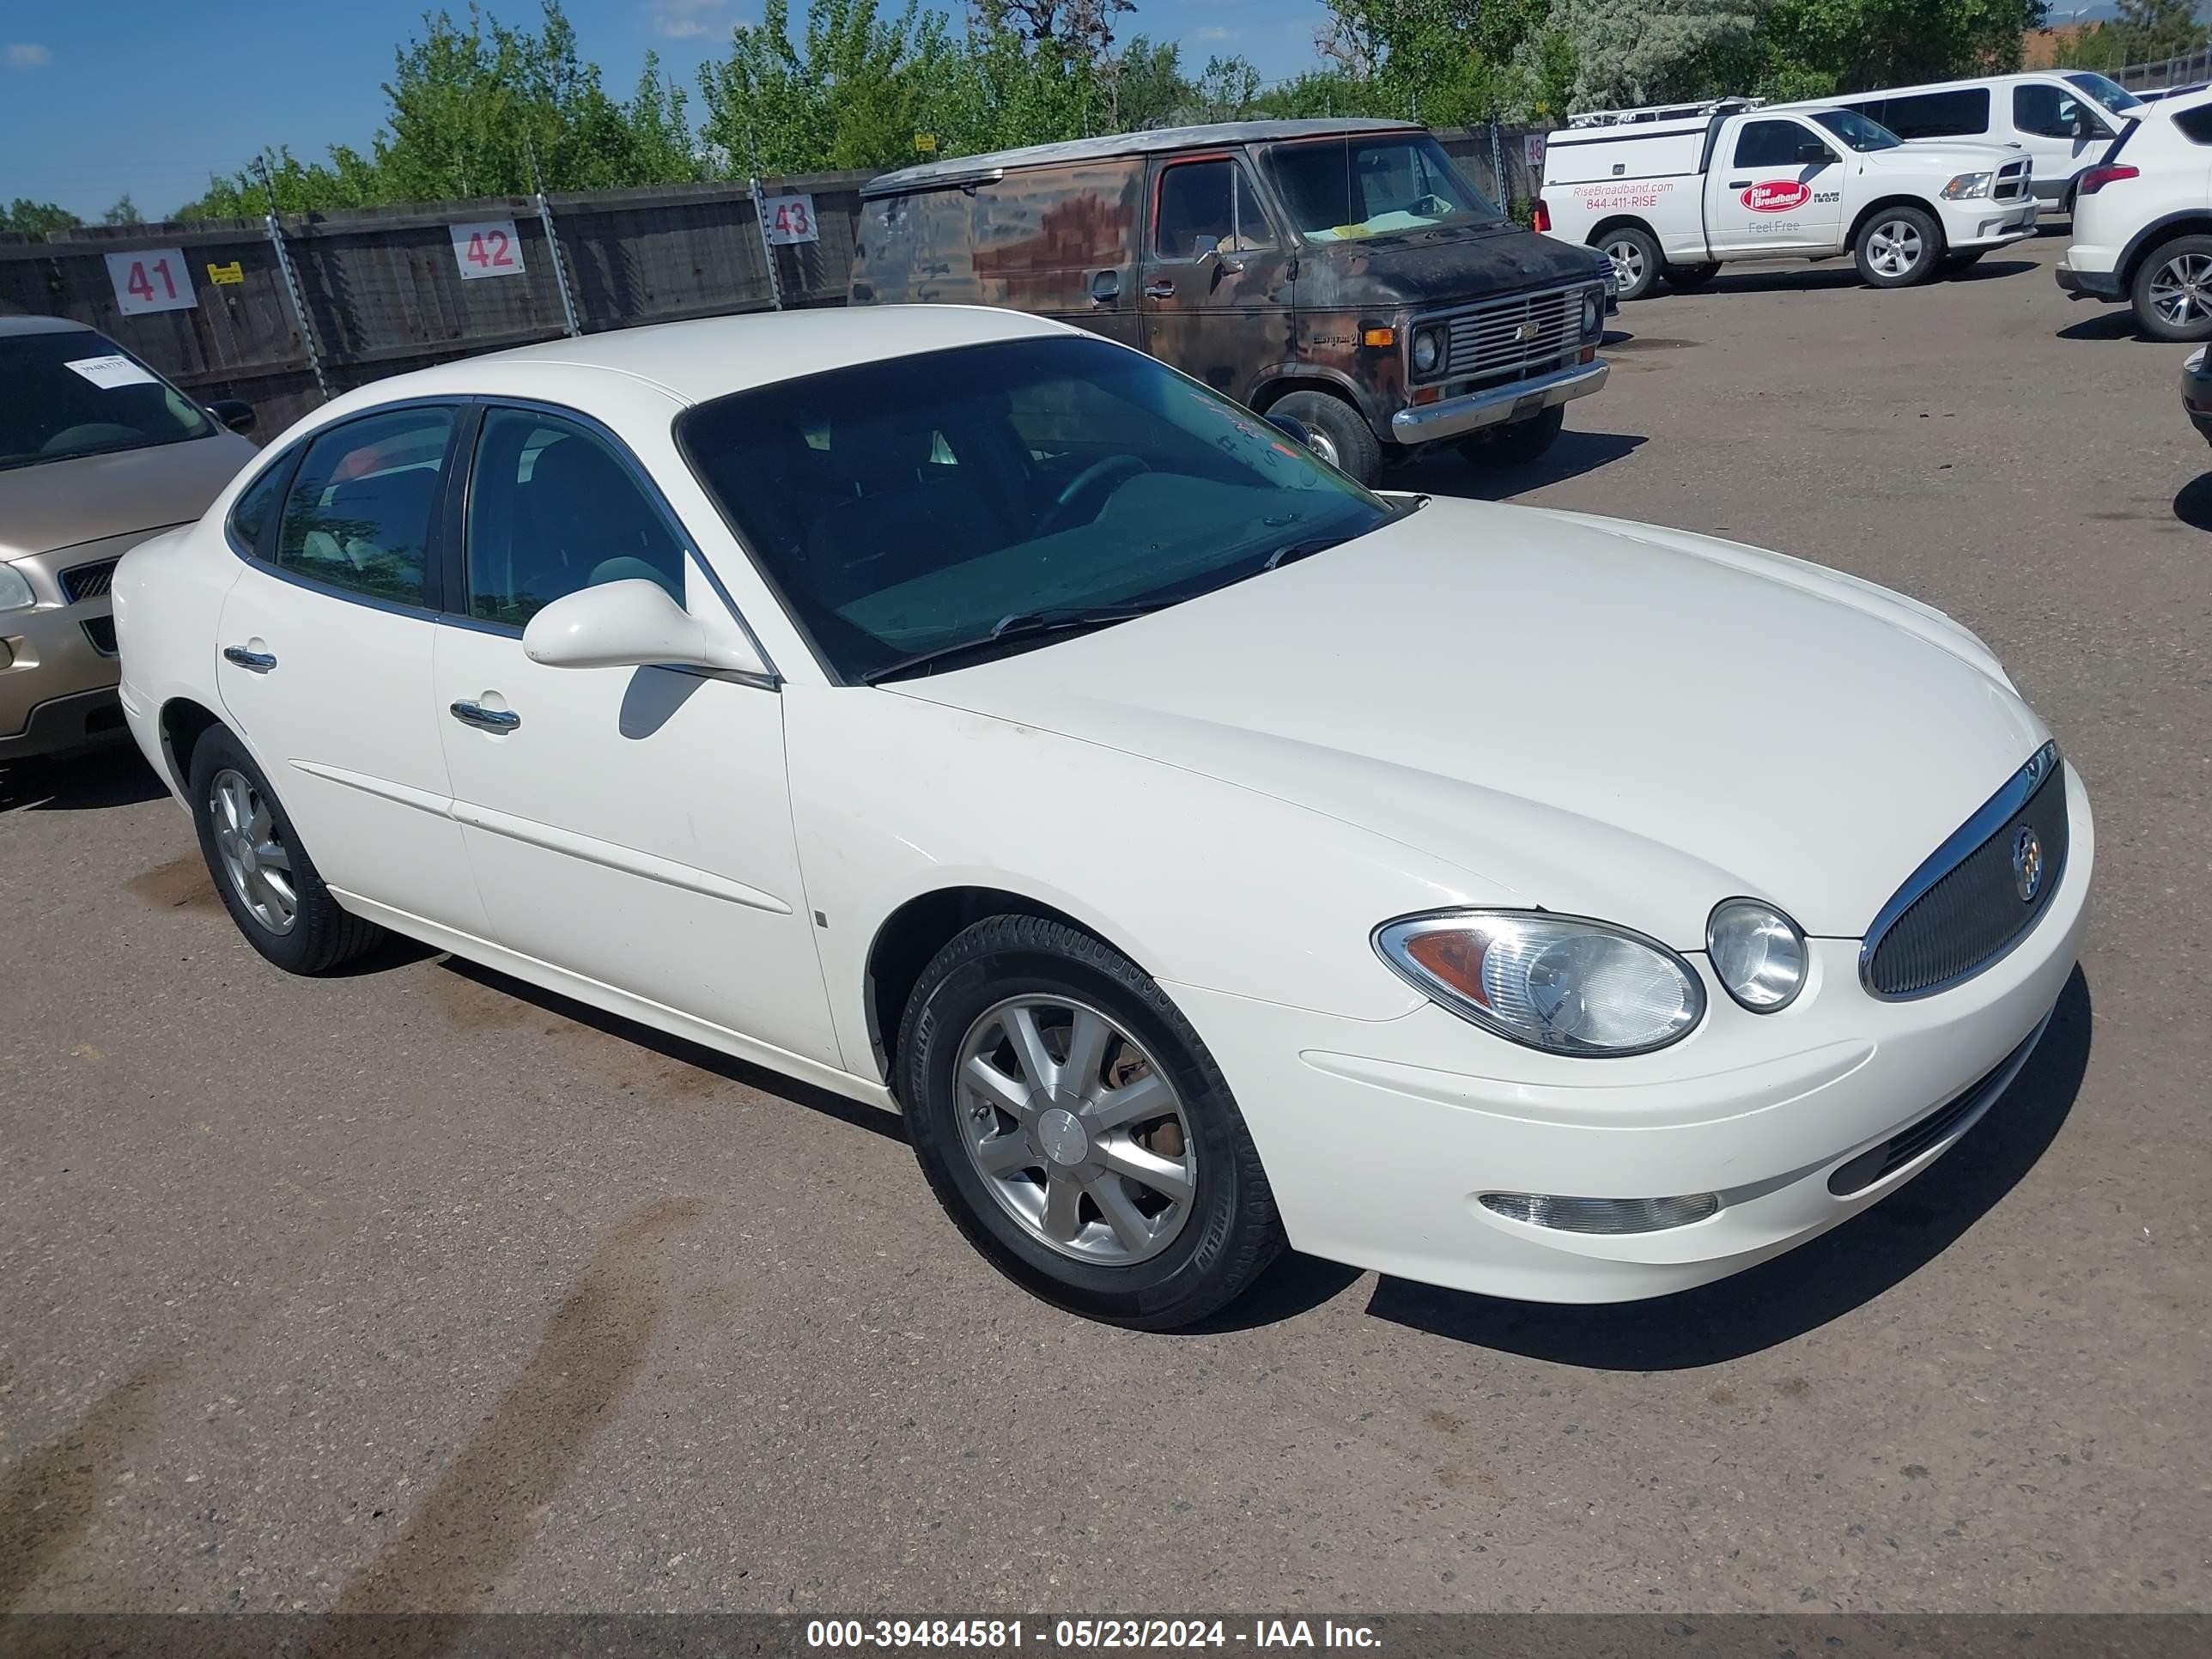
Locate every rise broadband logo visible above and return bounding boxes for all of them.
[1742,179,1813,213]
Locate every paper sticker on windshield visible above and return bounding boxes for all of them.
[65,354,160,391]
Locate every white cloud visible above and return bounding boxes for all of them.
[1193,24,1235,40]
[6,43,52,68]
[651,0,726,38]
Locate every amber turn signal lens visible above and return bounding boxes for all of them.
[1362,325,1397,348]
[1403,927,1489,1003]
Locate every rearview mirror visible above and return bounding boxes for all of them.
[522,579,771,679]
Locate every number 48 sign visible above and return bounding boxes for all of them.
[105,249,198,316]
[450,219,526,280]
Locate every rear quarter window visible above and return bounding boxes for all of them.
[1870,88,1992,140]
[2174,105,2212,145]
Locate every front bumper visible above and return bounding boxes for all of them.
[1942,198,2040,252]
[2,561,125,762]
[1389,357,1610,444]
[1169,763,2094,1305]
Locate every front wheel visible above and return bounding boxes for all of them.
[1597,228,1662,301]
[1268,388,1382,486]
[1855,205,1944,288]
[1462,404,1565,468]
[2132,234,2212,342]
[898,915,1285,1329]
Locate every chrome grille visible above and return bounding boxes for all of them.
[1863,744,2067,1000]
[1434,287,1583,384]
[62,558,119,603]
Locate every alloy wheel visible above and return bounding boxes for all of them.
[1869,220,1923,278]
[954,995,1195,1265]
[208,768,298,934]
[2150,252,2212,327]
[1604,238,1646,291]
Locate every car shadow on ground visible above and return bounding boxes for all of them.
[2057,311,2150,343]
[2172,473,2212,528]
[1390,429,1647,501]
[1359,965,2093,1370]
[0,748,167,813]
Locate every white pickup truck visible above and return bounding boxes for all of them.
[1537,101,2039,299]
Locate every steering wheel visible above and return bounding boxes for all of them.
[44,422,142,453]
[1412,193,1455,217]
[1037,454,1149,537]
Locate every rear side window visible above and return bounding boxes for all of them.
[227,454,291,555]
[1734,121,1814,169]
[2175,105,2212,145]
[276,407,453,606]
[1872,88,1990,140]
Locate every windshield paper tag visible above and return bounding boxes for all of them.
[65,354,160,391]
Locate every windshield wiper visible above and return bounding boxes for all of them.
[860,603,1167,684]
[1259,534,1351,572]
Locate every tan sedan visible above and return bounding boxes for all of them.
[2,316,258,762]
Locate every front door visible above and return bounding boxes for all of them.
[1709,118,1847,255]
[2010,82,2118,202]
[1139,152,1295,397]
[428,403,840,1068]
[215,403,484,932]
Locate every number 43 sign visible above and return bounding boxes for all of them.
[760,194,819,246]
[450,219,526,280]
[105,249,198,316]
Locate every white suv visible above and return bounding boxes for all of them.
[2057,89,2212,340]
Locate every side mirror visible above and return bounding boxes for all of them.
[1193,234,1222,265]
[207,398,255,434]
[1796,142,1838,165]
[1266,413,1315,449]
[522,578,771,678]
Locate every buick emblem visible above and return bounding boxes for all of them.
[2011,825,2044,903]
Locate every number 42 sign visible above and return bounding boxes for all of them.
[450,219,526,280]
[105,249,198,316]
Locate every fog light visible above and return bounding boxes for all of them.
[1479,1192,1720,1234]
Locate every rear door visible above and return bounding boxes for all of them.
[1707,118,1847,254]
[968,160,1146,348]
[1138,152,1295,393]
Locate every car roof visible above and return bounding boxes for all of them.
[342,304,1066,411]
[1788,70,2110,102]
[0,313,100,338]
[864,119,1420,197]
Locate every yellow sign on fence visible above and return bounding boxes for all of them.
[914,133,938,153]
[206,260,245,285]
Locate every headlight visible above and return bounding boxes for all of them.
[1942,172,1994,200]
[1411,327,1444,375]
[1582,290,1602,335]
[0,562,34,613]
[1375,910,1705,1056]
[1706,898,1807,1012]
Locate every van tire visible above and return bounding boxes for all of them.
[1462,405,1565,469]
[2130,234,2212,342]
[1854,205,1944,288]
[1663,261,1720,289]
[1596,228,1662,301]
[1272,390,1382,486]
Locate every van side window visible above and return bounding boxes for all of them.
[1734,121,1814,170]
[1872,88,1990,140]
[1152,160,1276,261]
[2014,84,2103,139]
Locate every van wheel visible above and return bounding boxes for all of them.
[1663,261,1720,289]
[1271,390,1382,486]
[1855,206,1943,288]
[2131,235,2212,342]
[1462,405,1565,469]
[1597,228,1662,301]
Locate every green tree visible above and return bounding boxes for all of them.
[1759,0,2047,97]
[2112,0,2207,64]
[1,198,82,237]
[1554,0,1762,112]
[101,194,143,226]
[623,55,702,184]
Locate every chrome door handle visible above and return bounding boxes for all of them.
[449,700,520,732]
[222,646,276,673]
[1144,279,1176,300]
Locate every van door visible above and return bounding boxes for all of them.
[1139,153,1296,396]
[2010,81,2118,204]
[1708,118,1847,255]
[969,160,1146,349]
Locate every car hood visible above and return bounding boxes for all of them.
[1306,223,1605,307]
[886,500,2046,947]
[0,432,257,561]
[1878,141,2021,173]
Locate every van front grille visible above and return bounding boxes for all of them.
[1431,287,1584,385]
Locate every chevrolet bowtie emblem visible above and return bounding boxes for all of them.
[1514,319,1540,343]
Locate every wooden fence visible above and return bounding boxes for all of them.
[0,126,1542,437]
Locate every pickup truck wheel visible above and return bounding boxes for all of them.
[1597,228,1662,301]
[1855,206,1943,288]
[1462,405,1565,468]
[1270,389,1382,485]
[2132,236,2212,342]
[1663,261,1721,289]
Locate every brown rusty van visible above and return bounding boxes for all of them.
[850,119,1611,485]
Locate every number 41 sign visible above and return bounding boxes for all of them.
[450,219,526,280]
[105,249,198,316]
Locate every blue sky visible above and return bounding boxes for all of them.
[1,0,1331,221]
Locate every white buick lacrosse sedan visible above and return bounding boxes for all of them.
[114,307,2092,1329]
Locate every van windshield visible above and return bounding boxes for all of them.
[1261,134,1502,243]
[1814,109,1904,152]
[2065,72,2144,116]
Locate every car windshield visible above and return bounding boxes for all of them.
[677,336,1395,682]
[2066,72,2144,116]
[0,331,212,473]
[1814,109,1904,151]
[1261,133,1503,243]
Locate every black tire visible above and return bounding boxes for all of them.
[2130,234,2212,343]
[1596,227,1662,301]
[1662,260,1721,289]
[1853,204,1944,288]
[1270,389,1382,486]
[1461,404,1565,469]
[898,915,1285,1330]
[187,725,382,975]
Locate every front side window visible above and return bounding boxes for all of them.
[2015,83,2106,140]
[0,329,211,474]
[1262,134,1500,244]
[1152,159,1277,261]
[1877,88,1991,140]
[275,407,453,606]
[676,336,1392,682]
[1735,120,1820,169]
[1814,109,1902,152]
[465,409,685,626]
[2065,72,2144,117]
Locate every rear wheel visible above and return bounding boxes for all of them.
[2131,234,2212,342]
[1662,260,1721,289]
[898,915,1285,1329]
[1597,228,1662,301]
[1270,389,1382,486]
[1854,205,1944,288]
[1461,404,1565,469]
